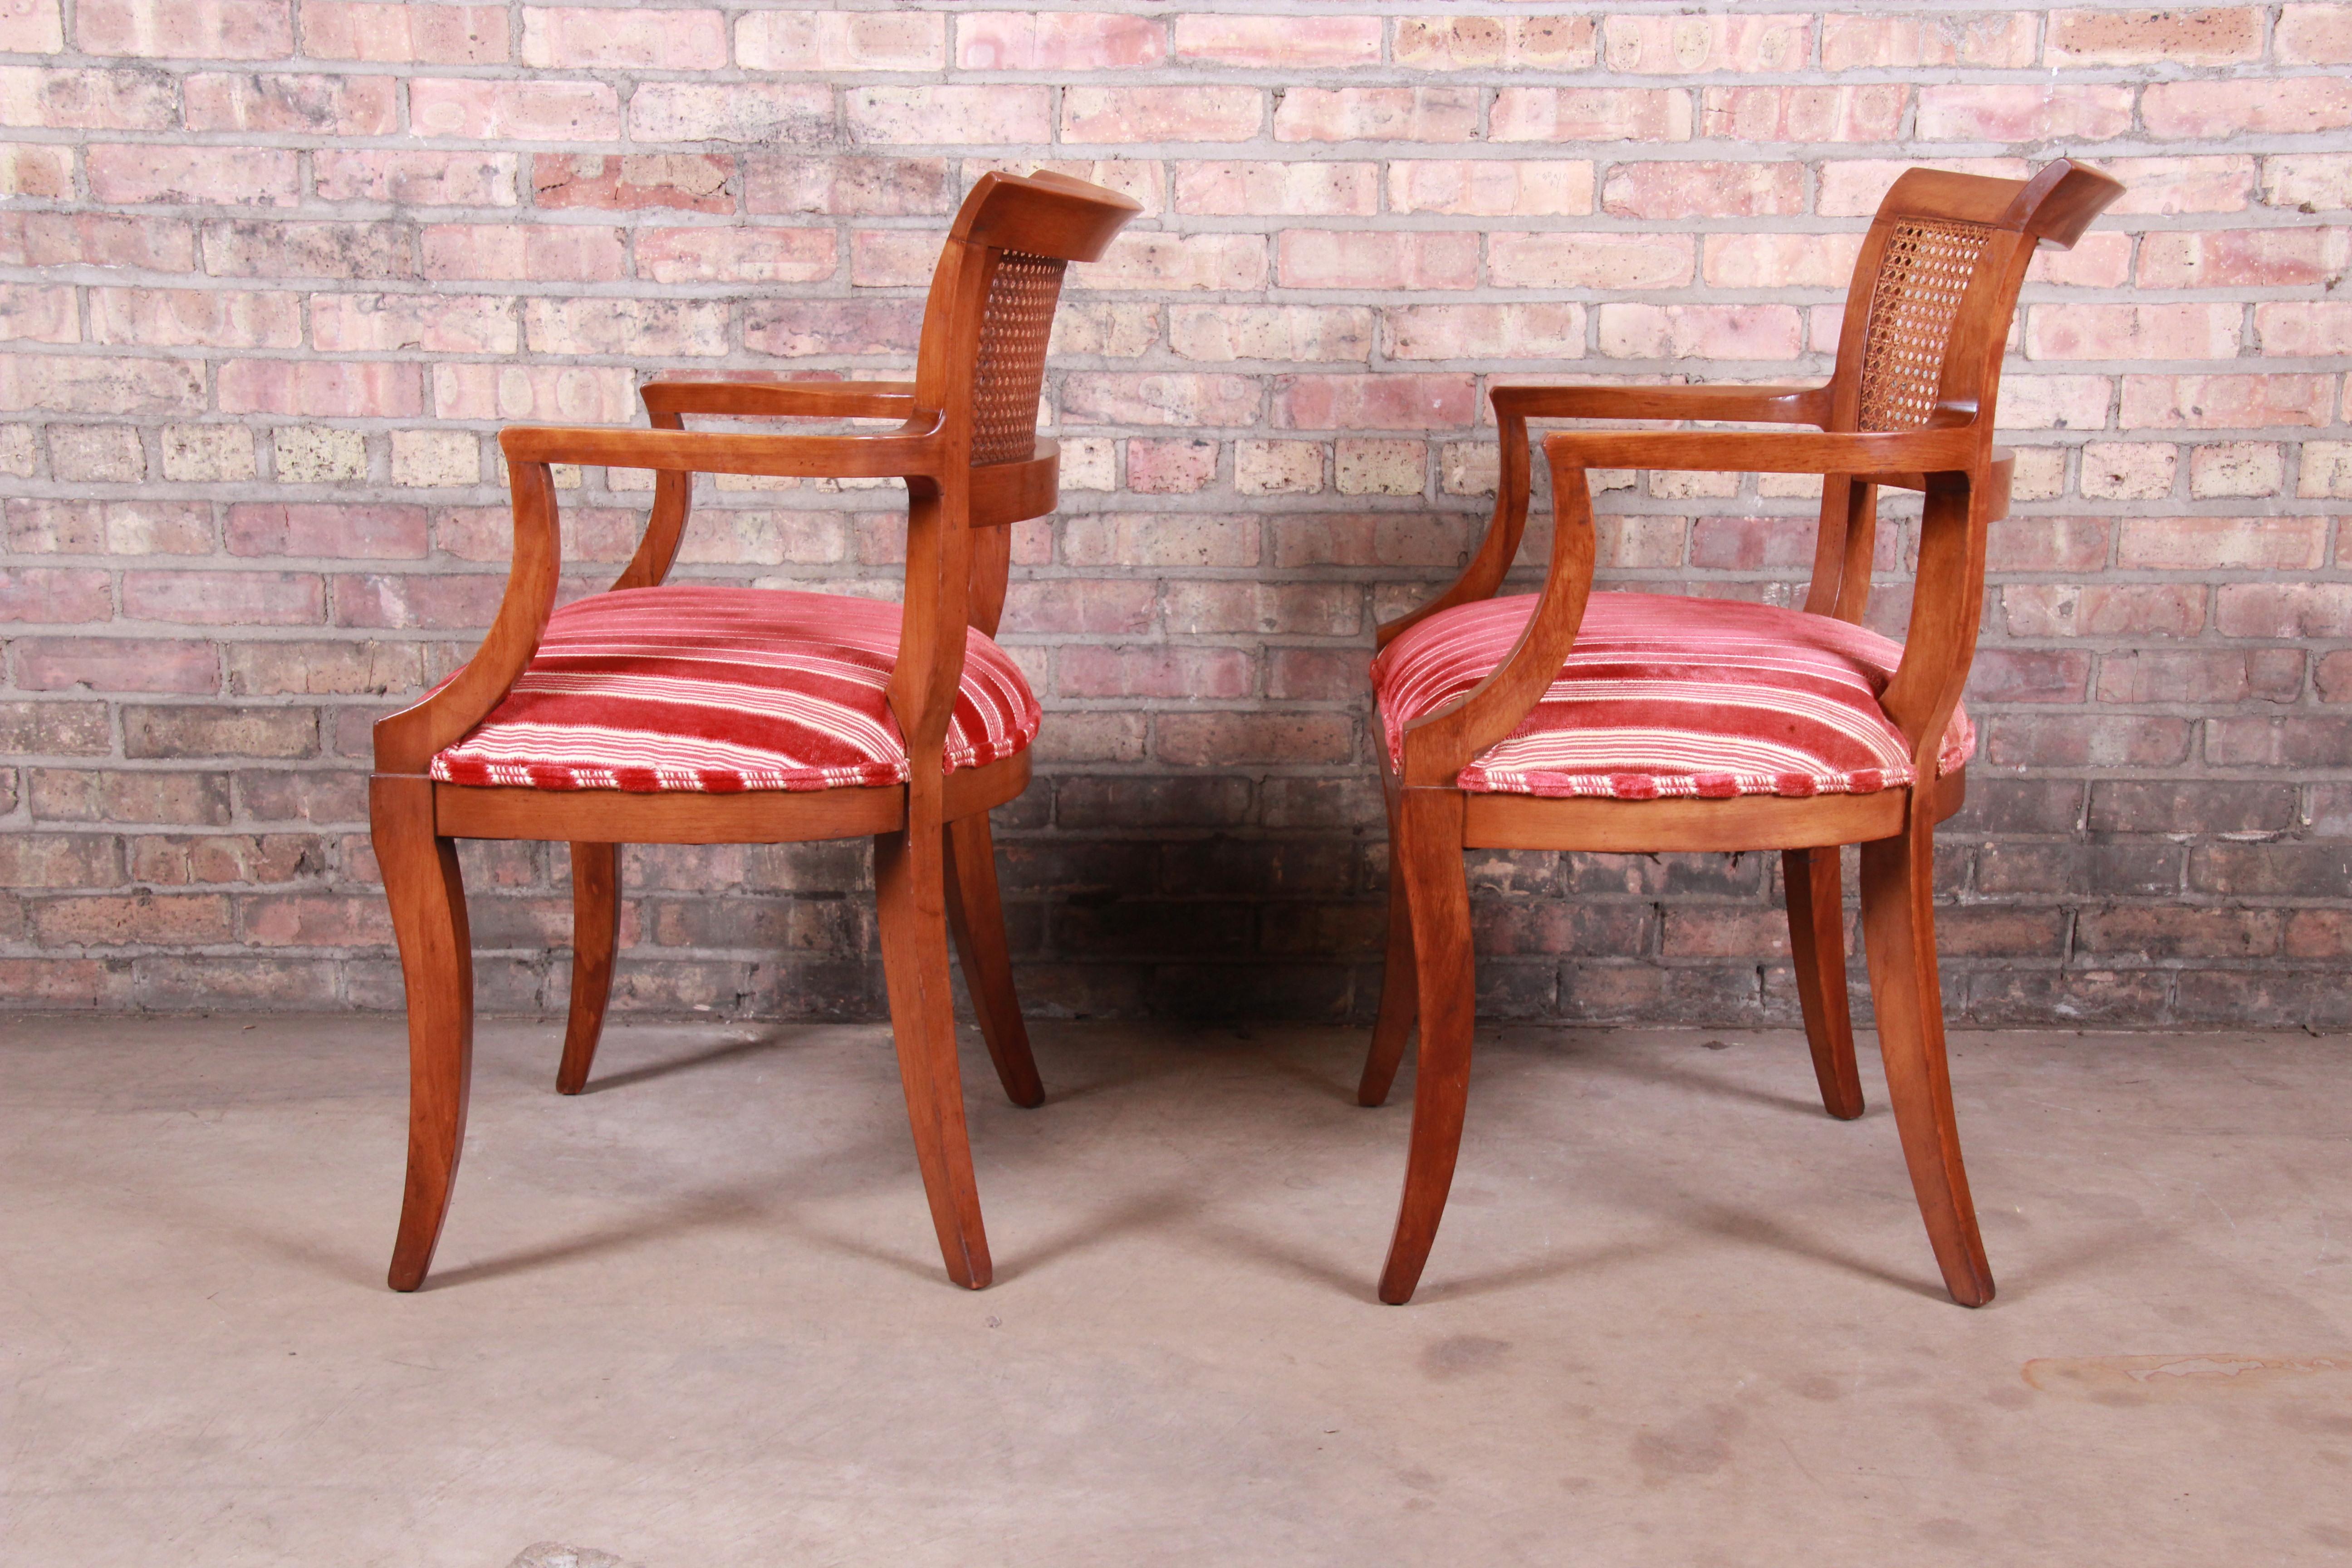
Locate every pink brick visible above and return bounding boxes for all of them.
[2257,303,2352,358]
[522,298,727,358]
[2216,583,2352,638]
[1602,162,1805,219]
[314,149,518,206]
[0,568,112,622]
[0,142,73,199]
[1060,373,1261,428]
[2027,230,2134,288]
[744,155,951,216]
[420,224,626,282]
[1387,160,1593,217]
[2137,229,2350,288]
[0,283,78,343]
[534,153,733,214]
[217,358,419,417]
[742,299,921,357]
[1277,230,1478,291]
[1084,231,1267,292]
[847,230,936,288]
[1915,85,2135,143]
[741,9,944,70]
[86,146,300,207]
[1383,304,1587,362]
[8,499,211,555]
[1815,157,2029,217]
[1173,14,1380,67]
[1394,15,1595,70]
[2024,304,2243,361]
[1818,12,2038,69]
[1998,375,2115,430]
[89,288,302,349]
[2144,77,2352,138]
[409,78,617,140]
[15,638,217,694]
[1065,86,1261,143]
[185,71,397,133]
[955,11,1162,69]
[226,503,427,558]
[2120,374,2335,430]
[0,355,204,415]
[1491,88,1693,142]
[201,219,412,279]
[629,83,833,144]
[846,86,1049,145]
[2099,156,2256,216]
[1598,304,1805,361]
[1700,85,1909,143]
[300,2,505,63]
[430,362,636,423]
[520,6,725,69]
[1174,162,1375,217]
[309,292,517,354]
[331,572,504,629]
[1271,374,1477,431]
[0,0,64,50]
[1702,232,1864,289]
[637,226,833,284]
[1122,438,1219,495]
[0,67,181,130]
[2118,516,2329,571]
[1489,233,1693,290]
[1059,646,1252,701]
[1602,13,1812,72]
[2046,7,2264,65]
[77,0,290,57]
[2278,5,2352,64]
[123,570,323,625]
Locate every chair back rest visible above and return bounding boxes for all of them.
[912,172,1141,473]
[1827,159,2123,439]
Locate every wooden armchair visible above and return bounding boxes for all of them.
[370,171,1140,1292]
[1358,160,2124,1306]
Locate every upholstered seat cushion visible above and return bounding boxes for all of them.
[430,585,1039,793]
[1373,591,1973,801]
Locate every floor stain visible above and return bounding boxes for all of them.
[1420,1334,1511,1378]
[1631,1404,1746,1480]
[2024,1353,2351,1403]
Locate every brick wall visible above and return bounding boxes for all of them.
[2,3,2347,1026]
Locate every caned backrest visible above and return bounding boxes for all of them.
[913,172,1140,472]
[1827,160,2123,440]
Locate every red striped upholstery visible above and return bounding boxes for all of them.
[430,585,1039,793]
[1373,591,1973,801]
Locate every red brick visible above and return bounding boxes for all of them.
[1270,514,1475,569]
[998,579,1156,636]
[1156,713,1353,766]
[332,571,505,628]
[1987,715,2190,769]
[1123,438,1218,495]
[1271,374,1475,432]
[1173,14,1379,67]
[955,11,1162,69]
[226,503,427,559]
[185,71,397,133]
[2119,375,2335,431]
[86,145,300,207]
[77,0,289,57]
[637,226,833,284]
[409,78,618,140]
[2002,583,2206,639]
[1489,233,1693,289]
[2215,583,2352,638]
[1276,230,1477,291]
[239,892,392,946]
[15,638,216,694]
[1491,88,1691,142]
[2046,6,2264,65]
[301,1,505,63]
[0,67,181,129]
[2101,649,2305,704]
[1059,645,1253,701]
[2143,76,2352,138]
[123,570,323,626]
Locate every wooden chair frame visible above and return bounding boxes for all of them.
[370,172,1140,1292]
[1358,161,2124,1307]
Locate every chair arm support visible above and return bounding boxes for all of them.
[1540,426,1979,478]
[504,420,946,481]
[1491,382,1832,425]
[640,376,919,422]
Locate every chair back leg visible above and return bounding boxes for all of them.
[875,819,994,1289]
[1784,847,1865,1120]
[1377,790,1478,1305]
[1357,868,1419,1108]
[942,813,1044,1108]
[1859,813,1996,1307]
[556,841,621,1095]
[373,775,477,1292]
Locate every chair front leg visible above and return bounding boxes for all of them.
[372,775,476,1292]
[942,811,1044,1108]
[556,841,621,1095]
[876,814,994,1289]
[1784,847,1863,1120]
[1377,788,1477,1305]
[1859,811,1994,1307]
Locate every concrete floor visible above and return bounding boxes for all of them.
[1,1014,2346,1568]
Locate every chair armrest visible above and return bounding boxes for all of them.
[1491,382,1832,425]
[641,376,920,423]
[505,418,945,481]
[1540,426,1979,478]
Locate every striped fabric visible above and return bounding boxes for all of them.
[430,585,1039,793]
[1373,591,1974,801]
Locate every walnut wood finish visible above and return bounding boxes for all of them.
[370,170,1138,1292]
[1362,160,2122,1308]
